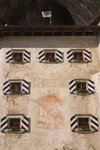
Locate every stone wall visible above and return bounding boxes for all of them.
[0,35,100,150]
[0,0,100,25]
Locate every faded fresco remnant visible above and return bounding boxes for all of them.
[35,94,65,128]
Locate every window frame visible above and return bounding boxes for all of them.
[44,49,57,63]
[10,80,22,94]
[76,81,87,91]
[71,49,89,63]
[7,115,23,132]
[77,116,91,129]
[45,51,55,60]
[3,79,30,95]
[11,49,25,64]
[12,51,23,62]
[75,79,89,94]
[75,114,92,133]
[73,51,83,60]
[8,116,21,129]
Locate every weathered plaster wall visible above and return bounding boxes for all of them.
[0,36,100,150]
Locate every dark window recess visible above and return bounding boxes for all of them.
[13,32,21,36]
[13,53,22,61]
[78,118,89,127]
[74,52,83,60]
[77,82,86,90]
[45,53,55,60]
[9,118,20,129]
[74,32,83,36]
[54,32,62,36]
[23,32,31,36]
[44,32,52,36]
[64,32,72,36]
[10,83,21,93]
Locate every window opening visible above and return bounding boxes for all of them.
[10,82,21,93]
[76,82,88,93]
[8,118,20,130]
[45,52,56,62]
[77,82,86,90]
[73,52,83,60]
[78,117,90,131]
[12,52,23,62]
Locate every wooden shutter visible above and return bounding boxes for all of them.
[67,50,74,62]
[70,116,78,131]
[87,80,95,93]
[38,51,45,62]
[91,116,99,131]
[6,51,12,62]
[69,80,77,93]
[1,116,8,132]
[24,50,31,62]
[21,116,29,132]
[56,50,63,62]
[22,80,29,94]
[84,50,91,62]
[3,81,10,94]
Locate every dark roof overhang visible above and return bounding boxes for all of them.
[0,25,100,37]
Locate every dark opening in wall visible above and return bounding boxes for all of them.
[57,5,75,25]
[0,0,74,25]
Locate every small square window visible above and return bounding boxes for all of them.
[76,80,89,93]
[78,118,89,126]
[8,118,21,130]
[78,117,90,131]
[10,82,21,93]
[76,82,86,90]
[12,52,23,62]
[73,52,83,60]
[45,51,56,62]
[45,52,55,60]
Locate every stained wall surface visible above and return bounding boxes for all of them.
[0,36,100,150]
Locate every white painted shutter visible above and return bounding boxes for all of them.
[24,50,31,62]
[70,116,78,131]
[56,50,63,62]
[84,50,91,62]
[69,80,77,93]
[38,51,45,62]
[87,80,95,93]
[67,50,74,62]
[6,51,12,62]
[3,81,10,94]
[91,116,99,131]
[21,116,29,132]
[22,80,29,94]
[1,116,8,132]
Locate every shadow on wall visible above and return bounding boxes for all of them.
[1,0,74,25]
[2,36,98,49]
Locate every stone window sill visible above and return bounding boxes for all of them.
[6,129,23,133]
[76,92,91,95]
[4,92,28,95]
[42,61,60,64]
[70,60,88,63]
[77,130,92,134]
[9,92,23,95]
[12,61,25,64]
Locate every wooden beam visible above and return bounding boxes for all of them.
[21,28,23,36]
[31,27,34,36]
[10,27,13,36]
[0,25,100,37]
[42,28,44,36]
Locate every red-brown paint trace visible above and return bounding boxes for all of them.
[35,95,65,128]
